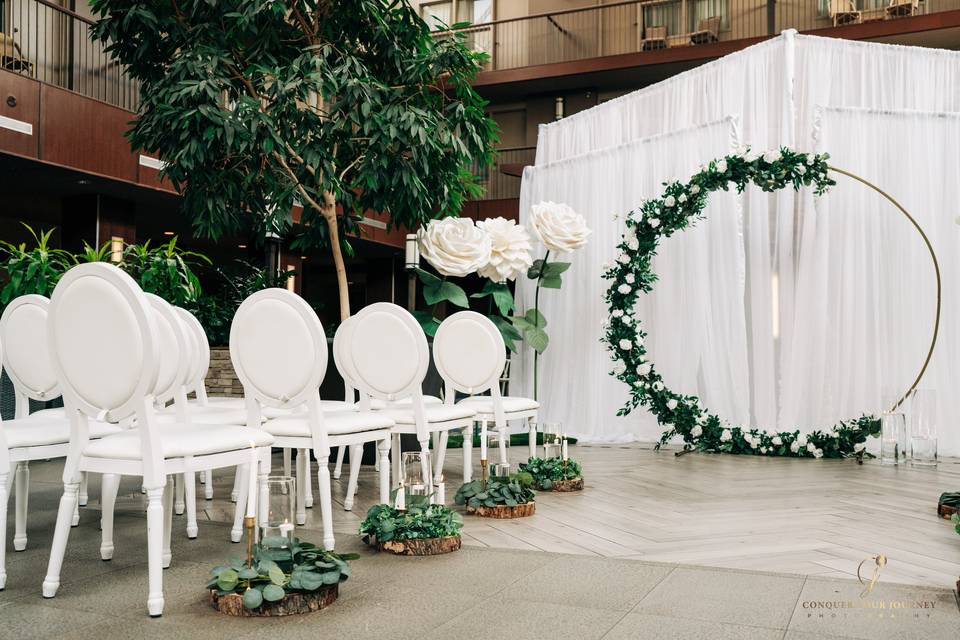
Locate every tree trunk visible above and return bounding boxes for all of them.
[321,191,350,321]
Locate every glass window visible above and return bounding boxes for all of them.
[690,0,728,30]
[421,1,453,30]
[457,0,492,24]
[644,1,681,35]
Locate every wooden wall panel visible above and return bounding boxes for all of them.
[39,84,137,182]
[0,70,40,158]
[137,153,176,193]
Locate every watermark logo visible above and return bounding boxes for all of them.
[857,554,887,598]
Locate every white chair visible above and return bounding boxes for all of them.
[0,295,124,589]
[335,302,476,490]
[434,311,540,475]
[230,288,394,549]
[41,263,274,617]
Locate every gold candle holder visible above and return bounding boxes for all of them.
[479,459,488,491]
[244,515,256,567]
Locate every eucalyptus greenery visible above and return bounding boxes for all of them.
[90,0,498,322]
[602,147,880,458]
[519,457,582,490]
[0,224,73,307]
[359,496,463,544]
[455,472,535,509]
[207,539,357,610]
[953,512,960,538]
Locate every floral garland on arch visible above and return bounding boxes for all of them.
[601,147,881,458]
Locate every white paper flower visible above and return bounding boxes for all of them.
[653,381,664,392]
[618,283,631,294]
[475,217,533,282]
[648,218,660,229]
[854,442,866,452]
[678,194,687,204]
[797,435,808,447]
[618,339,632,350]
[636,363,651,376]
[666,399,678,411]
[625,273,635,284]
[418,217,491,277]
[530,201,592,252]
[763,150,781,164]
[663,195,676,208]
[690,184,701,194]
[691,425,703,437]
[720,429,732,442]
[612,309,624,318]
[613,361,626,375]
[772,436,783,446]
[716,159,728,174]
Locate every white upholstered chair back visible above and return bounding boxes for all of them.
[433,311,505,399]
[344,303,428,404]
[332,316,359,401]
[144,293,189,407]
[0,294,60,418]
[176,307,210,401]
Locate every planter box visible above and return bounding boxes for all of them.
[466,502,535,518]
[210,585,338,617]
[378,535,461,556]
[546,478,584,492]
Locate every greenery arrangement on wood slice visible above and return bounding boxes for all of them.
[455,471,536,509]
[207,539,356,610]
[519,457,583,490]
[440,431,578,450]
[359,496,463,544]
[602,147,881,458]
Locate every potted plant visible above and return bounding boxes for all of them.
[207,539,356,617]
[455,471,536,519]
[520,457,584,492]
[359,496,463,556]
[938,492,960,519]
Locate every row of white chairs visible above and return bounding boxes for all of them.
[0,262,539,616]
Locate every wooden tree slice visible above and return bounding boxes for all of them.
[466,502,535,518]
[379,535,462,556]
[210,585,338,617]
[937,503,957,519]
[547,478,584,492]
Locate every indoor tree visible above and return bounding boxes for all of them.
[90,0,498,320]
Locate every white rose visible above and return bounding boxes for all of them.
[666,399,678,411]
[814,448,824,459]
[618,254,631,264]
[772,436,782,446]
[419,217,492,277]
[790,441,800,453]
[653,381,664,392]
[806,155,815,165]
[716,159,727,174]
[691,425,703,437]
[475,217,534,282]
[636,363,651,376]
[530,201,592,252]
[854,442,866,452]
[618,339,632,350]
[763,150,780,164]
[627,239,639,251]
[612,309,624,318]
[720,429,732,442]
[612,361,626,375]
[761,447,768,454]
[618,283,631,294]
[750,439,758,449]
[663,195,676,208]
[629,210,643,223]
[797,435,808,447]
[648,218,660,229]
[678,194,687,204]
[625,273,635,284]
[690,184,701,194]
[622,315,633,325]
[796,165,806,175]
[806,443,816,454]
[745,149,762,163]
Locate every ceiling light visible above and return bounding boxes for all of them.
[238,244,247,249]
[163,231,175,236]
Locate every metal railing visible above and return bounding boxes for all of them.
[0,0,139,111]
[471,146,536,200]
[439,0,951,72]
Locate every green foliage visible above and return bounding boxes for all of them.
[206,538,357,610]
[511,308,548,354]
[90,0,499,260]
[359,497,463,544]
[953,512,960,538]
[441,430,577,449]
[454,472,535,509]
[0,224,73,307]
[117,238,209,307]
[519,457,583,490]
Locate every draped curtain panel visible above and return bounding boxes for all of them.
[514,31,960,455]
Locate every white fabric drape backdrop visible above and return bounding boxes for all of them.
[513,120,747,442]
[781,107,960,456]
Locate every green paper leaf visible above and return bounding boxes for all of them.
[526,328,549,354]
[524,308,547,328]
[268,565,286,586]
[412,310,440,337]
[242,587,263,610]
[540,275,562,289]
[541,261,571,277]
[415,267,441,287]
[262,584,285,602]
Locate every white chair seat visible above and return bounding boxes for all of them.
[83,423,274,460]
[5,418,123,449]
[379,404,476,425]
[201,397,351,418]
[456,395,539,414]
[263,412,395,438]
[156,406,249,426]
[24,407,67,421]
[370,395,442,410]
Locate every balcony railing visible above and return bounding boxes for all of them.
[439,0,951,72]
[471,146,536,200]
[0,0,139,111]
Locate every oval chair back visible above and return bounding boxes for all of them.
[433,311,506,399]
[0,295,60,418]
[144,294,190,415]
[176,307,210,403]
[331,316,359,405]
[229,289,328,450]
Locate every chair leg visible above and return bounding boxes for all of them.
[418,438,432,489]
[79,471,89,507]
[462,424,473,484]
[378,438,390,504]
[42,480,80,598]
[204,470,214,501]
[100,473,121,561]
[230,466,240,503]
[499,424,509,466]
[162,477,173,569]
[344,444,362,511]
[304,453,314,509]
[230,465,248,543]
[184,470,198,539]
[479,419,488,463]
[283,448,292,479]
[433,432,449,483]
[333,446,345,480]
[174,474,185,516]
[0,471,9,590]
[317,463,335,551]
[528,417,536,460]
[71,494,80,527]
[13,461,29,551]
[391,434,401,487]
[145,485,165,617]
[295,450,307,526]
